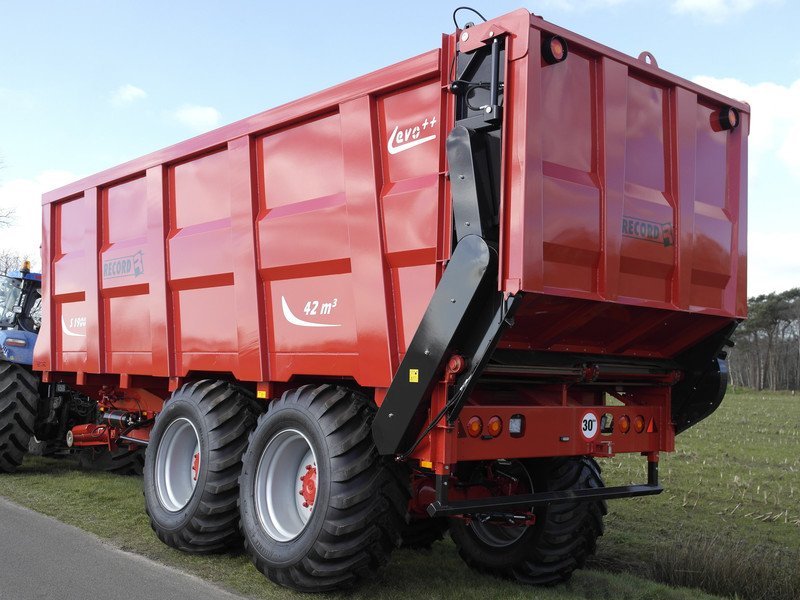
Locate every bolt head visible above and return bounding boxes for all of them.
[460,31,469,42]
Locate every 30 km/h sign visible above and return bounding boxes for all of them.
[580,412,599,440]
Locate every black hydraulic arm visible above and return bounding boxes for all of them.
[372,36,512,456]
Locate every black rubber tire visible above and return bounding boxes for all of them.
[143,379,258,553]
[78,446,145,476]
[0,363,39,473]
[239,384,407,592]
[449,457,607,585]
[400,517,449,549]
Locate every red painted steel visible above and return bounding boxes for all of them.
[34,8,747,448]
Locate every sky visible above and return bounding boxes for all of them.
[0,0,797,296]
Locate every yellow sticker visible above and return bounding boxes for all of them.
[256,390,267,399]
[409,368,419,383]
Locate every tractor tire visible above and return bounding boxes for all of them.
[239,385,407,592]
[0,363,39,473]
[78,446,145,476]
[400,517,449,549]
[143,379,258,553]
[448,457,606,585]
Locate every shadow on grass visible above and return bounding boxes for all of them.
[0,458,727,600]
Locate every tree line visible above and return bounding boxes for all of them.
[728,288,800,391]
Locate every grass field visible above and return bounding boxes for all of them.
[0,389,797,600]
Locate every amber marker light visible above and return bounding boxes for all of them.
[634,415,646,433]
[542,35,568,64]
[719,106,740,130]
[619,415,631,434]
[467,416,483,438]
[487,416,503,437]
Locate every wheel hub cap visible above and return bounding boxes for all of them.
[254,429,318,542]
[154,417,201,513]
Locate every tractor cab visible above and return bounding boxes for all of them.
[0,262,42,366]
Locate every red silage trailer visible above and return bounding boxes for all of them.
[5,7,748,591]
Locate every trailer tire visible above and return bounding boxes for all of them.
[79,446,145,476]
[449,457,606,585]
[400,517,449,549]
[239,385,407,592]
[143,380,258,553]
[0,363,39,473]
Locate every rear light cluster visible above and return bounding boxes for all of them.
[617,414,655,434]
[466,414,526,439]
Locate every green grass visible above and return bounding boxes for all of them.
[594,389,800,600]
[1,390,797,599]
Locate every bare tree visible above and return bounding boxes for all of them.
[0,249,23,275]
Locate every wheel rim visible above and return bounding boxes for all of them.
[254,428,318,542]
[469,460,533,548]
[155,417,201,512]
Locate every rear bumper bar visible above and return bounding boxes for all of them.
[427,458,662,517]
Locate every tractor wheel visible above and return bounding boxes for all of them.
[239,385,407,592]
[0,363,39,473]
[143,380,258,553]
[448,457,606,585]
[78,445,145,476]
[400,517,449,549]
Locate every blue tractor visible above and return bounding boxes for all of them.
[0,262,42,365]
[0,262,143,474]
[0,262,43,472]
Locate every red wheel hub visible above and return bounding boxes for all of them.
[192,451,200,481]
[299,464,317,508]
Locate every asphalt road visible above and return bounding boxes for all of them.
[0,497,246,600]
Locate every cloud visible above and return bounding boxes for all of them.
[692,75,800,295]
[171,105,222,133]
[692,76,800,178]
[671,0,778,19]
[111,84,147,106]
[748,232,800,296]
[0,170,76,270]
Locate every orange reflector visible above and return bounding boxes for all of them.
[487,416,503,437]
[467,416,483,438]
[619,415,630,434]
[634,415,645,433]
[647,418,657,433]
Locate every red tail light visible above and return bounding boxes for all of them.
[487,416,503,437]
[467,416,483,438]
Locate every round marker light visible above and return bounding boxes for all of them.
[542,35,568,64]
[634,415,646,433]
[719,106,740,130]
[487,416,503,437]
[619,415,631,434]
[467,416,483,438]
